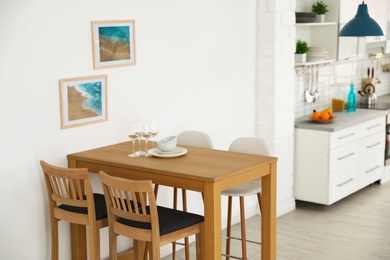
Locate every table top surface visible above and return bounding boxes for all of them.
[67,141,277,183]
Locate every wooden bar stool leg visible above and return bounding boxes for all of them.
[225,196,233,260]
[172,187,178,260]
[239,197,247,260]
[154,184,159,197]
[257,192,262,213]
[88,226,99,260]
[182,189,190,260]
[109,229,117,260]
[51,219,59,260]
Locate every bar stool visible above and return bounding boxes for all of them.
[99,171,204,260]
[40,161,108,260]
[222,137,271,260]
[153,130,213,259]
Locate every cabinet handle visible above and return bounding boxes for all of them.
[366,123,381,130]
[338,133,355,140]
[365,165,380,173]
[338,152,355,160]
[366,142,381,149]
[337,178,354,187]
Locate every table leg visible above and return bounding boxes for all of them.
[261,162,277,260]
[203,182,221,260]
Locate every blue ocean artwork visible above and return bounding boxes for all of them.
[76,82,103,115]
[98,25,131,61]
[99,26,130,43]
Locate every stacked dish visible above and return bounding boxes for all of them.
[307,47,329,62]
[295,12,317,23]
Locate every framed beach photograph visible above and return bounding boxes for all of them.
[59,75,108,129]
[91,20,136,69]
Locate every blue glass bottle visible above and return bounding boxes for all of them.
[347,83,356,112]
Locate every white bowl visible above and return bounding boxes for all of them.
[158,136,177,152]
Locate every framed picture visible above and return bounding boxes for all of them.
[59,75,108,129]
[91,20,136,69]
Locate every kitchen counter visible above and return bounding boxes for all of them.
[295,109,388,132]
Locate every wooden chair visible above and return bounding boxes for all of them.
[222,137,271,260]
[99,171,204,260]
[40,160,108,260]
[152,130,212,259]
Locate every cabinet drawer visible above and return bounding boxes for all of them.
[359,131,385,159]
[329,141,359,172]
[358,116,385,138]
[330,126,358,149]
[359,163,383,189]
[359,131,385,188]
[329,164,359,204]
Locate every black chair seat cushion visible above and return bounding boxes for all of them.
[118,206,204,236]
[58,193,107,220]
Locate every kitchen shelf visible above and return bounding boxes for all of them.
[295,59,335,68]
[296,0,339,61]
[296,22,337,26]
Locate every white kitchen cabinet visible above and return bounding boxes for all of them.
[339,0,388,58]
[364,0,388,43]
[294,116,385,205]
[381,165,390,183]
[297,0,389,62]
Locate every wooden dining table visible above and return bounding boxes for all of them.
[67,141,277,260]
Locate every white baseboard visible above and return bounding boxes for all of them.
[277,198,296,217]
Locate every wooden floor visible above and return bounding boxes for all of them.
[162,181,390,259]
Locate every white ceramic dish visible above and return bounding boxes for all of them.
[148,147,187,158]
[158,136,177,152]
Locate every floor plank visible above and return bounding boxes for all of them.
[162,181,390,259]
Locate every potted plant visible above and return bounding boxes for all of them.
[295,39,309,63]
[312,1,329,22]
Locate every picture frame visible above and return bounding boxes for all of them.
[91,20,136,69]
[59,75,108,129]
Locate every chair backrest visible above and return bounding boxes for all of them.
[177,130,213,148]
[40,160,96,225]
[99,171,159,243]
[229,137,271,156]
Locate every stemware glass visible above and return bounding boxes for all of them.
[143,121,153,157]
[134,120,146,156]
[127,122,140,157]
[148,119,159,149]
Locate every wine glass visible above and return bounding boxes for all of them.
[134,120,145,156]
[143,122,153,156]
[147,119,159,149]
[127,122,140,157]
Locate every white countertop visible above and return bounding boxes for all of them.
[295,109,388,132]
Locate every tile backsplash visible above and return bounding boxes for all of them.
[294,55,390,118]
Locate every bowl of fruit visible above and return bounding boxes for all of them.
[309,108,336,123]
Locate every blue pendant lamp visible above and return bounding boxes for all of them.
[339,1,384,37]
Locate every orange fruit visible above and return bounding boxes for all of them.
[320,112,330,120]
[312,110,321,119]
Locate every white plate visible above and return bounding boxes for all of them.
[148,147,188,158]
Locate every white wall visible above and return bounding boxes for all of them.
[256,0,297,216]
[0,0,258,259]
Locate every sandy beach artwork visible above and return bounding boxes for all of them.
[60,75,108,129]
[92,20,136,69]
[98,26,131,62]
